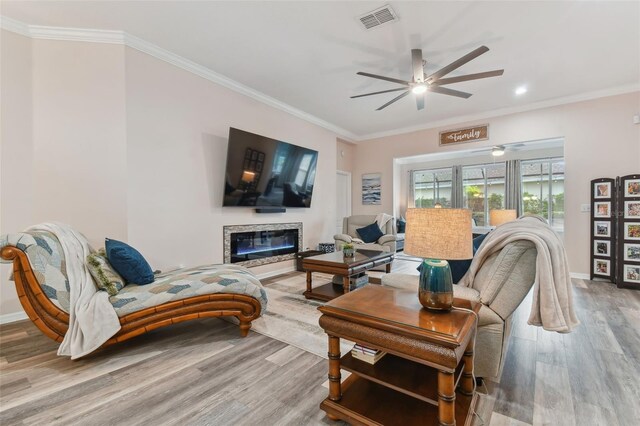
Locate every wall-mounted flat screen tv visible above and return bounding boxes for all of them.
[223,128,319,208]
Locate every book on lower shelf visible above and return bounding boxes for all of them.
[332,273,369,289]
[351,344,386,364]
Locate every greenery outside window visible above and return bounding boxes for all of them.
[462,163,506,226]
[521,158,564,229]
[413,168,452,208]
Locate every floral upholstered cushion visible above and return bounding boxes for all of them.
[109,264,268,317]
[0,231,71,313]
[86,250,126,296]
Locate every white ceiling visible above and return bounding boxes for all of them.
[2,1,639,139]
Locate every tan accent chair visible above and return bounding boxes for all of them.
[334,215,397,253]
[382,239,537,381]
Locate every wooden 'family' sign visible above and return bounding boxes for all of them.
[439,124,489,146]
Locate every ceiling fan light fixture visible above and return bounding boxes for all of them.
[492,146,506,156]
[352,46,503,110]
[515,85,528,95]
[412,84,427,94]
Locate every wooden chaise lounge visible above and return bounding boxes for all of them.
[0,230,266,351]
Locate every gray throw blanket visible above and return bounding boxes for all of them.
[459,215,579,333]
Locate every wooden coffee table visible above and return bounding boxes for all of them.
[302,249,393,301]
[318,285,479,426]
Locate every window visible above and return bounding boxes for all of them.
[462,163,506,226]
[412,168,452,208]
[408,156,564,231]
[294,154,314,188]
[521,158,564,229]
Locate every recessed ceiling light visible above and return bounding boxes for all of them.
[412,84,427,94]
[515,86,528,95]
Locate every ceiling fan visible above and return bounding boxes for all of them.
[351,46,504,111]
[471,144,526,157]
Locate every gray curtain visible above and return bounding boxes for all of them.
[451,165,464,208]
[408,170,415,208]
[505,160,522,215]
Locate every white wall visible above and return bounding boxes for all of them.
[0,32,338,318]
[337,138,355,173]
[31,39,129,244]
[124,47,337,272]
[352,92,640,275]
[1,31,34,317]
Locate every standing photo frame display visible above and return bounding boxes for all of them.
[617,174,640,289]
[590,178,617,282]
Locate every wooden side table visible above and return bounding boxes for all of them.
[318,285,479,426]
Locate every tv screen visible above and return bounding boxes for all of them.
[223,128,319,208]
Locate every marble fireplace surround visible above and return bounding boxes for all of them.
[223,222,303,267]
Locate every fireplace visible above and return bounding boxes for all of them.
[223,222,303,267]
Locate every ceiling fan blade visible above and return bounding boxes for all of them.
[357,72,411,86]
[432,69,504,85]
[416,93,425,110]
[428,85,472,99]
[376,90,411,110]
[427,46,490,82]
[411,49,424,83]
[350,87,409,99]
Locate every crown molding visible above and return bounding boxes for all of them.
[0,15,357,141]
[29,25,125,44]
[0,16,30,36]
[357,84,640,141]
[122,32,358,140]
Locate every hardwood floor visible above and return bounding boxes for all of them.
[1,260,639,426]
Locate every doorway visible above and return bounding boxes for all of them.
[336,171,352,234]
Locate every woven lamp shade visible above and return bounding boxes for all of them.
[404,208,473,260]
[490,209,517,226]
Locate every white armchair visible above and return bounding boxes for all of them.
[334,215,397,252]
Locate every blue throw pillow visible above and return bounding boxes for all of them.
[356,222,384,243]
[417,232,489,284]
[397,218,406,233]
[105,238,155,285]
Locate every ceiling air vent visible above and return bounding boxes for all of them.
[359,5,398,30]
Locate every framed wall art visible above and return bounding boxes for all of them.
[623,264,640,283]
[593,259,610,276]
[590,178,617,282]
[594,240,610,257]
[623,243,640,262]
[594,201,611,218]
[362,173,381,205]
[624,178,640,197]
[625,223,640,240]
[594,221,611,238]
[624,201,640,219]
[594,181,611,199]
[616,174,640,289]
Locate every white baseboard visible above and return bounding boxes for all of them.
[0,311,28,324]
[255,266,295,280]
[570,272,590,280]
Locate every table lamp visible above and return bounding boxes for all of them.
[404,208,473,311]
[489,209,517,227]
[240,170,256,190]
